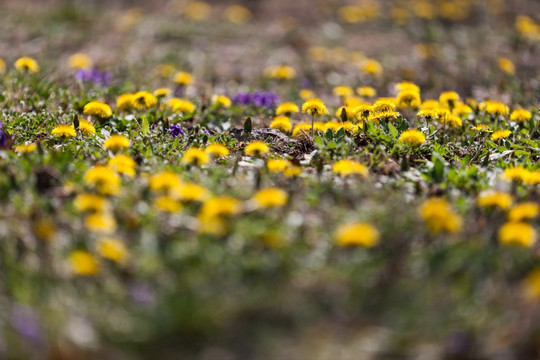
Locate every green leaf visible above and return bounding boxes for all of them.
[388,123,398,138]
[432,153,445,183]
[141,116,149,136]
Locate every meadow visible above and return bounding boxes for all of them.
[0,0,539,359]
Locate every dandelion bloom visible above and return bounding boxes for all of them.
[452,103,473,116]
[299,89,315,100]
[104,135,130,151]
[132,91,157,109]
[52,124,76,137]
[253,187,288,208]
[332,160,368,177]
[276,102,299,115]
[491,129,511,141]
[396,90,421,109]
[333,86,354,97]
[205,143,229,158]
[68,53,92,69]
[500,167,530,182]
[498,222,536,247]
[173,71,194,85]
[353,103,373,120]
[154,195,183,212]
[153,88,171,98]
[224,5,251,24]
[524,268,540,300]
[245,141,270,156]
[508,203,539,222]
[84,166,121,195]
[183,1,211,20]
[497,57,515,75]
[399,129,426,146]
[361,59,383,76]
[335,223,380,247]
[69,250,99,276]
[356,86,376,97]
[302,98,328,116]
[485,101,509,116]
[283,165,302,178]
[373,98,397,113]
[199,197,240,218]
[14,143,37,154]
[419,198,462,234]
[74,193,109,213]
[212,95,232,108]
[471,124,492,133]
[149,171,181,192]
[182,147,209,166]
[84,101,112,119]
[439,91,460,108]
[292,123,312,137]
[85,212,117,234]
[477,190,512,210]
[510,109,532,123]
[442,114,463,128]
[267,159,290,172]
[168,98,196,114]
[108,154,136,177]
[116,93,135,111]
[79,119,96,136]
[270,116,292,132]
[98,237,128,264]
[14,57,39,73]
[420,99,439,110]
[264,65,296,79]
[173,183,210,202]
[0,58,5,74]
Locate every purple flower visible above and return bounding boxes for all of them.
[0,121,7,147]
[10,305,43,343]
[232,91,279,108]
[75,69,112,86]
[130,282,155,306]
[169,124,184,138]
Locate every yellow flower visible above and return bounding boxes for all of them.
[79,119,96,136]
[299,89,315,100]
[332,160,368,177]
[370,111,400,122]
[498,222,536,247]
[97,237,128,264]
[200,197,240,218]
[361,59,383,76]
[396,90,421,109]
[173,71,194,85]
[108,154,136,177]
[292,123,312,137]
[0,58,5,74]
[116,93,135,111]
[223,5,251,24]
[500,167,530,182]
[154,195,183,212]
[84,166,121,195]
[498,57,515,75]
[420,99,440,110]
[132,91,157,109]
[167,98,196,114]
[335,223,380,247]
[183,1,211,20]
[335,107,356,120]
[283,165,302,178]
[333,86,354,97]
[85,212,117,234]
[395,81,420,93]
[491,129,512,140]
[442,114,463,128]
[74,193,110,213]
[452,103,473,116]
[302,98,328,116]
[264,65,296,79]
[276,102,299,115]
[182,147,209,166]
[477,190,513,210]
[173,182,210,202]
[212,95,232,108]
[153,88,171,98]
[68,53,92,69]
[510,109,532,123]
[52,124,76,137]
[33,219,56,242]
[267,159,290,172]
[439,91,460,108]
[244,141,270,156]
[353,103,373,120]
[14,143,37,154]
[509,202,539,222]
[525,171,540,185]
[523,268,540,300]
[270,116,292,132]
[14,56,39,73]
[419,198,463,234]
[399,129,426,146]
[373,98,397,113]
[69,250,99,276]
[205,143,229,158]
[253,187,288,208]
[83,101,112,119]
[356,86,376,97]
[472,124,493,133]
[485,101,509,116]
[149,171,181,192]
[104,135,130,152]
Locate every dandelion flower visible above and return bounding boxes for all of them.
[276,102,299,115]
[491,129,512,141]
[212,95,232,108]
[509,202,539,222]
[373,98,397,113]
[173,71,194,85]
[333,86,354,97]
[452,103,473,116]
[253,187,288,208]
[361,59,383,76]
[14,57,39,73]
[264,65,296,79]
[182,147,209,166]
[500,167,530,183]
[183,1,211,20]
[245,141,270,156]
[472,124,492,133]
[332,160,368,177]
[154,195,183,212]
[299,89,315,100]
[396,89,421,109]
[167,98,195,114]
[84,166,121,195]
[510,109,532,123]
[205,143,229,158]
[292,123,312,137]
[442,114,463,128]
[173,182,210,202]
[399,129,426,146]
[85,212,117,234]
[524,268,540,300]
[98,237,128,264]
[68,53,92,69]
[153,88,171,98]
[267,159,290,172]
[69,250,99,276]
[224,5,251,24]
[84,101,112,119]
[419,198,462,234]
[108,154,136,177]
[51,124,76,137]
[497,57,515,75]
[132,91,157,109]
[335,223,380,247]
[420,99,440,110]
[283,165,302,178]
[353,103,373,120]
[356,86,376,97]
[302,98,328,117]
[199,197,240,218]
[0,58,5,74]
[270,116,292,132]
[104,135,130,152]
[477,190,512,210]
[14,143,37,154]
[116,93,135,111]
[149,171,181,192]
[485,101,509,116]
[74,193,109,213]
[498,222,536,247]
[439,91,460,108]
[79,119,96,136]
